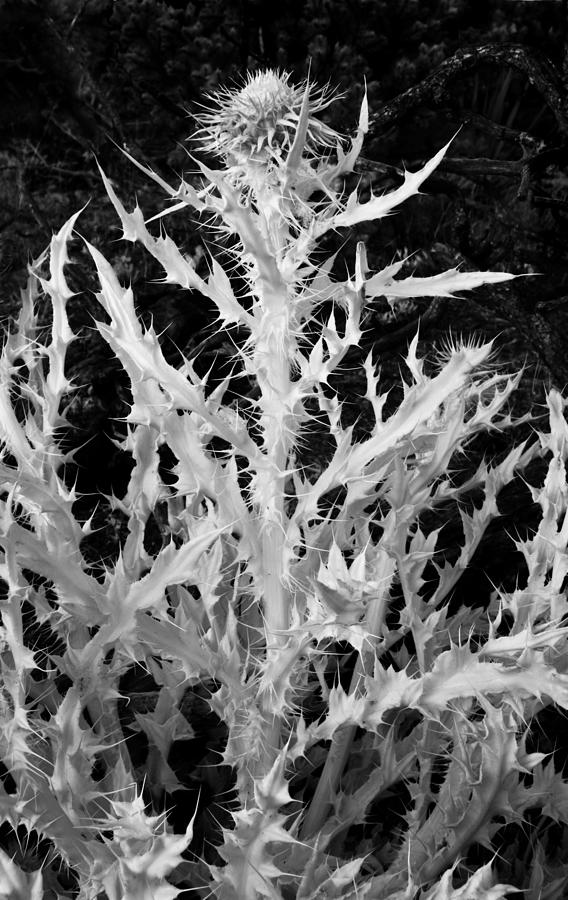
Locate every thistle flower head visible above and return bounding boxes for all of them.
[195,69,341,166]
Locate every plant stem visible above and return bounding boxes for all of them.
[300,554,396,838]
[253,283,296,775]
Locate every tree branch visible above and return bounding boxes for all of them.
[441,109,541,148]
[368,43,568,139]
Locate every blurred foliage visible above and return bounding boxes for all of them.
[1,0,565,246]
[2,0,568,479]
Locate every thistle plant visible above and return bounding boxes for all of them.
[3,69,568,899]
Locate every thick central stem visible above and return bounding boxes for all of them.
[250,275,297,774]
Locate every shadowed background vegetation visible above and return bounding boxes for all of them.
[2,0,568,380]
[3,0,568,489]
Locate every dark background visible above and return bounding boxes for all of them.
[2,0,568,385]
